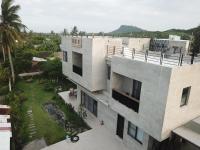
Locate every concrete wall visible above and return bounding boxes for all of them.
[77,85,150,150]
[161,63,200,139]
[123,120,149,150]
[62,36,94,91]
[62,36,122,92]
[123,38,151,52]
[110,56,172,141]
[112,73,132,94]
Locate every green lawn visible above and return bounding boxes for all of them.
[16,80,67,145]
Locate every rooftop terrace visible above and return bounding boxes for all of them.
[107,47,200,68]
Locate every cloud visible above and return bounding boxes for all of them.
[14,0,200,33]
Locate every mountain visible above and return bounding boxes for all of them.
[106,25,197,40]
[110,25,145,34]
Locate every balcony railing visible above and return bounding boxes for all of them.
[73,65,82,76]
[107,46,200,67]
[112,89,139,112]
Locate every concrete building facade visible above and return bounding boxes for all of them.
[150,35,190,56]
[60,36,200,150]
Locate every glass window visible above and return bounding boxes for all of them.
[181,87,191,107]
[128,122,136,138]
[63,51,68,62]
[132,79,142,100]
[136,128,143,143]
[128,122,143,144]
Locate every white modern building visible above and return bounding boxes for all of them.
[150,35,190,56]
[45,36,200,150]
[122,38,151,52]
[0,105,12,150]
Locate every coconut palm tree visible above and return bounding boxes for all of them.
[0,65,11,91]
[0,0,25,84]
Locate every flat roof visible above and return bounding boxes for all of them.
[42,126,129,150]
[0,131,12,150]
[0,105,10,109]
[173,116,200,147]
[0,115,10,123]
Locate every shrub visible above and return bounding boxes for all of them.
[43,82,54,91]
[18,93,28,103]
[0,85,9,95]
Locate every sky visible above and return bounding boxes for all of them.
[12,0,200,33]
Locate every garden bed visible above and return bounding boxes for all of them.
[13,79,89,147]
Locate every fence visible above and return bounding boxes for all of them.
[106,46,200,67]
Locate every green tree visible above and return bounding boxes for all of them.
[0,0,25,84]
[71,26,78,36]
[41,58,62,82]
[14,49,33,74]
[79,31,86,36]
[191,26,200,64]
[0,65,9,82]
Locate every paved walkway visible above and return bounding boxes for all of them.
[27,108,37,139]
[23,138,47,150]
[42,126,128,150]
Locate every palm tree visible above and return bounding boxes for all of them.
[0,0,25,84]
[0,65,11,91]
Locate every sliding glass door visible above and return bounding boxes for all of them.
[81,92,98,117]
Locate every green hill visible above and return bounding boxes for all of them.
[110,25,145,34]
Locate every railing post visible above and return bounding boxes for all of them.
[132,48,135,59]
[107,45,109,56]
[180,54,183,66]
[121,47,124,56]
[178,52,182,66]
[191,53,195,64]
[113,46,116,55]
[145,50,148,62]
[160,52,163,65]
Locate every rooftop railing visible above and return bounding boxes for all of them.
[106,46,200,67]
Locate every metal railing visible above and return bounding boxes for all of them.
[106,45,122,57]
[73,65,82,76]
[112,89,139,112]
[106,46,200,67]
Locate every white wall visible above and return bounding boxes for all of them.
[122,38,151,52]
[161,63,200,139]
[110,56,172,141]
[77,85,150,150]
[62,36,122,92]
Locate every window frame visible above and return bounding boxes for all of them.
[107,65,111,80]
[180,86,191,107]
[127,122,143,144]
[63,51,68,62]
[132,79,142,100]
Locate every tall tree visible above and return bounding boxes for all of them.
[191,26,200,64]
[0,0,25,84]
[70,26,78,36]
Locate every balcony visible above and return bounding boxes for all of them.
[73,65,82,76]
[112,89,139,112]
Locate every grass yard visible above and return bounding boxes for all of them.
[15,79,88,146]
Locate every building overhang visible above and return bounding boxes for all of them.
[173,116,200,148]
